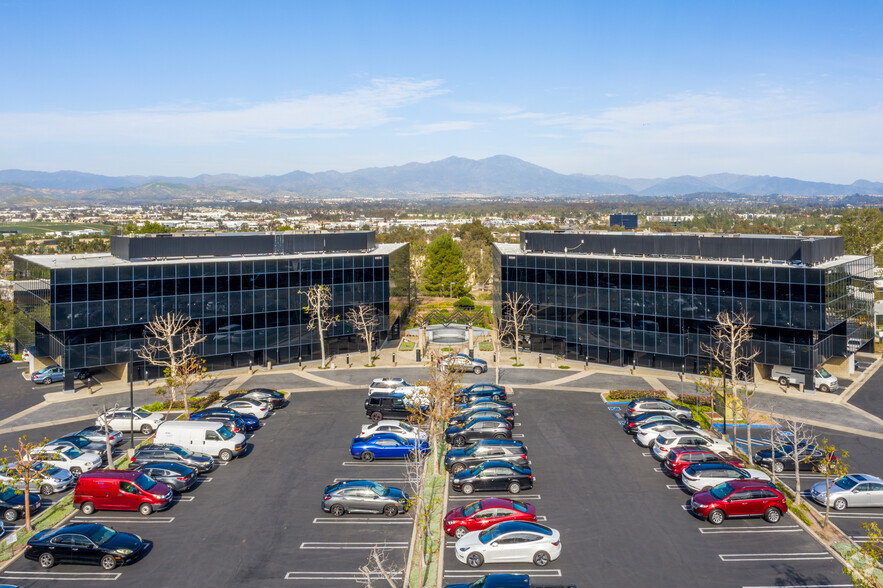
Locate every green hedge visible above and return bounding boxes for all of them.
[399,340,416,351]
[677,393,714,407]
[142,390,221,413]
[454,296,475,309]
[606,390,668,401]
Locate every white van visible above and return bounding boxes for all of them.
[154,421,247,462]
[770,365,839,393]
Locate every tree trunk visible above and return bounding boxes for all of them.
[793,451,802,505]
[318,313,327,367]
[366,329,373,367]
[514,323,520,365]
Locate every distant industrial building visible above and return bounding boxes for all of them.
[609,213,638,230]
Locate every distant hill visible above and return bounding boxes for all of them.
[1,156,882,198]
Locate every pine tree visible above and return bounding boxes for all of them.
[422,234,469,297]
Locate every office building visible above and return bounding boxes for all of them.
[609,213,638,230]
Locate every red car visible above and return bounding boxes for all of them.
[690,479,787,525]
[663,448,743,477]
[443,498,536,538]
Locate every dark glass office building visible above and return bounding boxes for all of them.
[14,231,410,388]
[494,231,874,381]
[610,213,638,230]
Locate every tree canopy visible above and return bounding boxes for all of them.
[422,234,469,297]
[839,207,883,265]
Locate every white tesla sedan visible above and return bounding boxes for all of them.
[359,420,427,442]
[454,520,561,568]
[681,463,771,493]
[652,432,731,460]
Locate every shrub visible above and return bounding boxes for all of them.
[677,393,714,407]
[399,340,415,351]
[478,341,493,351]
[454,296,475,309]
[606,390,668,401]
[143,391,221,413]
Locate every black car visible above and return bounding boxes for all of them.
[445,439,528,474]
[25,523,148,569]
[365,394,423,422]
[129,462,198,493]
[455,399,515,416]
[322,480,410,517]
[445,418,512,447]
[752,444,836,473]
[237,388,287,409]
[449,408,514,428]
[0,486,41,522]
[455,384,508,403]
[191,408,260,432]
[451,461,533,495]
[130,445,214,473]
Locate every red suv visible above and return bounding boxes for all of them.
[443,498,536,539]
[663,448,743,477]
[74,470,173,516]
[690,479,787,525]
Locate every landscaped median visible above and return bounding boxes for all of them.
[404,441,449,587]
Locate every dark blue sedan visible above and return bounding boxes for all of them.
[350,433,430,462]
[455,383,507,402]
[190,409,259,432]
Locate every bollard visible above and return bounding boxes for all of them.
[392,352,396,364]
[493,353,496,363]
[538,354,542,366]
[346,354,350,365]
[416,349,421,362]
[298,356,302,366]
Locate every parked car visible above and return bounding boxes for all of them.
[451,461,533,495]
[189,415,242,435]
[129,462,198,493]
[368,378,410,395]
[365,393,421,422]
[75,470,173,516]
[624,398,692,421]
[29,446,102,477]
[444,498,537,538]
[445,575,576,588]
[455,383,507,403]
[96,407,166,435]
[322,480,410,517]
[31,366,90,384]
[454,521,560,568]
[191,408,260,432]
[810,474,883,510]
[154,421,246,462]
[681,463,771,493]
[652,432,731,461]
[350,433,430,462]
[0,486,40,522]
[211,397,270,420]
[129,444,214,473]
[71,426,124,446]
[622,413,680,434]
[455,399,515,416]
[450,408,514,428]
[0,351,12,364]
[752,443,837,473]
[635,422,703,448]
[0,462,74,496]
[231,388,287,409]
[25,523,148,570]
[441,354,489,374]
[662,449,744,478]
[22,345,36,362]
[47,435,109,462]
[445,439,528,474]
[446,418,512,447]
[690,479,787,524]
[359,420,427,442]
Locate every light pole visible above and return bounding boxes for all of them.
[128,347,135,449]
[449,282,454,299]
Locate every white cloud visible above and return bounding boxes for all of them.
[396,121,479,136]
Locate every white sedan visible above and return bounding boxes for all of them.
[96,407,166,435]
[213,398,271,419]
[635,422,704,448]
[455,521,561,568]
[681,464,771,493]
[360,420,427,442]
[652,432,731,460]
[29,445,102,477]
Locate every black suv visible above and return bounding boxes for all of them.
[445,439,529,474]
[445,418,512,447]
[130,445,214,473]
[365,394,424,422]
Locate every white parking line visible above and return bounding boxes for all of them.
[514,422,522,427]
[719,552,833,562]
[512,433,525,438]
[285,571,404,581]
[332,478,407,483]
[299,541,409,550]
[641,452,653,457]
[850,535,870,542]
[73,516,175,524]
[742,585,853,588]
[172,495,195,502]
[449,494,541,501]
[699,525,802,534]
[830,512,883,519]
[536,515,547,521]
[0,571,122,581]
[312,517,411,525]
[666,484,683,490]
[444,569,562,578]
[198,477,213,482]
[341,461,406,467]
[653,467,663,472]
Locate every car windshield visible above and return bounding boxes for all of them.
[370,484,390,497]
[478,525,506,544]
[134,408,151,418]
[399,422,413,433]
[511,500,529,513]
[834,476,860,491]
[708,482,735,500]
[169,446,192,458]
[87,525,117,546]
[33,463,60,476]
[217,426,234,440]
[463,444,479,456]
[462,500,482,517]
[0,487,18,501]
[135,474,157,491]
[62,448,83,459]
[817,367,832,378]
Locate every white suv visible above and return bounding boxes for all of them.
[368,378,409,395]
[29,446,102,477]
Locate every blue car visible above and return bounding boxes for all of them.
[31,366,90,384]
[190,409,259,433]
[0,351,11,364]
[455,383,507,403]
[350,433,430,462]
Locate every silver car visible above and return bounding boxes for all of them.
[0,463,74,496]
[635,423,704,448]
[72,426,124,446]
[810,474,883,510]
[626,398,692,421]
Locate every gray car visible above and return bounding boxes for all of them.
[626,398,692,421]
[810,474,883,510]
[0,463,74,496]
[440,354,488,374]
[322,480,410,517]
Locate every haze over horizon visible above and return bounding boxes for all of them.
[2,1,881,184]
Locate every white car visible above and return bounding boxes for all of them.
[28,446,102,477]
[681,464,771,493]
[96,407,166,435]
[360,420,428,442]
[212,398,270,419]
[368,378,409,395]
[393,386,432,404]
[652,432,731,460]
[635,423,704,448]
[455,521,561,568]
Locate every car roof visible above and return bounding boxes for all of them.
[474,497,521,509]
[474,460,528,473]
[686,463,739,472]
[79,469,141,481]
[133,462,192,472]
[333,480,380,489]
[371,378,406,384]
[362,433,406,441]
[474,439,524,448]
[42,523,106,539]
[492,520,551,534]
[726,479,776,490]
[849,474,883,484]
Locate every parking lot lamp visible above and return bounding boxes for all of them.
[129,347,135,448]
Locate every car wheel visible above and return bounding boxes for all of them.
[773,461,784,473]
[139,503,153,516]
[330,504,345,517]
[764,507,782,523]
[370,412,383,423]
[360,451,375,462]
[533,550,551,567]
[462,483,474,495]
[218,449,233,462]
[38,552,55,568]
[473,366,482,374]
[508,482,521,494]
[820,385,830,393]
[453,436,466,447]
[451,463,466,474]
[70,467,82,477]
[494,434,507,440]
[707,509,725,525]
[407,450,420,461]
[100,555,117,570]
[466,552,484,568]
[454,526,469,539]
[140,424,154,435]
[492,394,501,401]
[3,509,18,522]
[80,502,95,515]
[383,504,398,517]
[40,484,54,496]
[778,377,789,386]
[833,497,847,511]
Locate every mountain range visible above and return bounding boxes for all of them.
[1,155,882,201]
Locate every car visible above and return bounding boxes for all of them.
[350,433,430,462]
[359,420,427,442]
[211,397,270,419]
[322,480,410,517]
[752,444,837,473]
[24,523,149,570]
[445,418,512,447]
[0,351,12,364]
[445,439,529,474]
[651,432,731,461]
[622,413,680,434]
[96,407,166,435]
[444,575,577,588]
[690,479,787,525]
[450,408,514,428]
[455,399,515,416]
[21,346,36,362]
[810,474,883,510]
[662,448,744,478]
[441,354,489,375]
[0,486,41,522]
[129,444,214,473]
[234,388,287,409]
[189,414,242,435]
[681,463,771,493]
[451,461,533,495]
[635,422,704,448]
[129,462,198,493]
[455,383,507,403]
[31,366,90,384]
[29,446,102,477]
[47,435,110,462]
[368,378,410,395]
[0,462,75,496]
[75,470,173,516]
[454,521,560,568]
[191,408,260,432]
[625,398,692,421]
[71,426,124,446]
[444,498,537,538]
[365,394,424,422]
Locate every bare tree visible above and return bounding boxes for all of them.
[501,292,534,366]
[729,382,762,461]
[356,544,401,588]
[814,438,850,529]
[138,312,208,418]
[491,307,513,386]
[301,284,338,368]
[346,304,381,367]
[1,436,47,532]
[774,418,817,505]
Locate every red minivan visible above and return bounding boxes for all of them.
[74,470,173,516]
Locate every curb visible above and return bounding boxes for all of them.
[435,468,450,588]
[786,509,855,572]
[0,501,80,574]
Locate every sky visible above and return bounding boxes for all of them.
[1,1,882,183]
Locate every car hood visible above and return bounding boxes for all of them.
[454,530,484,551]
[810,480,841,496]
[444,506,465,522]
[4,492,40,506]
[445,426,465,436]
[445,448,467,462]
[387,487,408,501]
[102,531,144,552]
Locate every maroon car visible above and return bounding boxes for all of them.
[663,448,743,478]
[443,498,537,539]
[690,479,787,525]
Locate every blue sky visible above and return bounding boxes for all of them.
[1,1,881,182]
